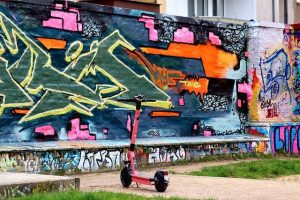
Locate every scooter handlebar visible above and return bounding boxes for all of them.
[117,99,156,102]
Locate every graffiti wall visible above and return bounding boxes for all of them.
[0,141,265,173]
[248,23,299,122]
[248,123,300,154]
[0,0,248,143]
[246,21,300,154]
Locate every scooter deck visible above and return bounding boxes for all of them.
[132,174,155,185]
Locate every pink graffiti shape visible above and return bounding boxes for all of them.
[238,83,253,102]
[209,32,221,46]
[203,130,212,137]
[293,132,299,154]
[237,99,242,108]
[179,96,185,106]
[193,124,198,130]
[174,27,194,44]
[126,114,132,133]
[42,4,82,32]
[55,4,63,9]
[68,118,95,140]
[245,51,251,58]
[138,15,158,41]
[35,125,55,136]
[80,125,88,129]
[103,128,109,134]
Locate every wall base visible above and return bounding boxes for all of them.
[0,135,269,174]
[0,173,77,199]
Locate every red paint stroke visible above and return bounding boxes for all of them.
[248,128,266,137]
[149,111,181,118]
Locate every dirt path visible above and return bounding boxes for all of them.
[73,159,300,200]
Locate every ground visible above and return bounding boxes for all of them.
[73,159,300,200]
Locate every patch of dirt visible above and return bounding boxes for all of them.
[72,159,300,200]
[275,174,300,182]
[162,158,258,174]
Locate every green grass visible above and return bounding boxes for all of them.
[12,190,186,200]
[189,158,300,179]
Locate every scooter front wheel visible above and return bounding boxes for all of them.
[120,167,132,188]
[154,171,168,192]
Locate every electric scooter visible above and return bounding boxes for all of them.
[118,95,169,192]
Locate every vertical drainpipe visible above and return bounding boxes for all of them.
[252,0,257,21]
[272,0,275,22]
[194,0,197,16]
[208,0,213,16]
[284,0,288,23]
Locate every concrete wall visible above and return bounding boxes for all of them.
[0,0,249,143]
[0,142,263,173]
[257,0,298,24]
[247,21,300,154]
[0,2,297,162]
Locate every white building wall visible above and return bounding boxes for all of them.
[224,0,256,20]
[166,0,188,17]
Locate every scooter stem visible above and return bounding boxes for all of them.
[130,109,141,148]
[129,99,142,175]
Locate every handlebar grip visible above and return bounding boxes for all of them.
[117,99,135,102]
[142,99,156,102]
[117,99,157,102]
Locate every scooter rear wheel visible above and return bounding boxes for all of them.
[120,167,132,188]
[154,171,168,192]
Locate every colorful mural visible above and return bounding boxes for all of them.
[248,25,300,123]
[0,141,264,173]
[246,22,300,154]
[0,0,249,143]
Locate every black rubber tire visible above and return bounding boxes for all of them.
[120,167,132,188]
[154,171,168,192]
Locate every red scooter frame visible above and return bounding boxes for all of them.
[118,95,169,192]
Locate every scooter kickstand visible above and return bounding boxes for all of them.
[136,182,139,188]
